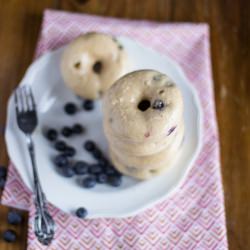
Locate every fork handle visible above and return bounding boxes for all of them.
[26,135,46,208]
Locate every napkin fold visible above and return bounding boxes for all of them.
[1,9,228,250]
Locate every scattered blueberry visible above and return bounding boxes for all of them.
[98,157,109,167]
[82,175,96,188]
[64,103,77,115]
[61,166,75,177]
[96,173,108,184]
[105,166,117,175]
[72,124,84,134]
[54,154,69,168]
[61,126,73,137]
[83,100,94,111]
[88,164,102,174]
[55,140,67,152]
[108,175,122,187]
[7,211,22,225]
[0,166,7,178]
[0,178,6,189]
[84,140,96,152]
[64,146,76,157]
[3,229,17,243]
[76,207,88,219]
[46,129,58,141]
[92,148,102,160]
[73,161,89,175]
[152,99,165,110]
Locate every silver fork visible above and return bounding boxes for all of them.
[14,85,55,246]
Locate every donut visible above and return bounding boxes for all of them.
[61,32,128,99]
[103,70,184,142]
[103,70,185,180]
[110,123,184,170]
[104,118,184,156]
[110,149,179,180]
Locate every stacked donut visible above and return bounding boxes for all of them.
[103,70,184,180]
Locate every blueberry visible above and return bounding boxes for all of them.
[105,165,122,177]
[64,146,76,157]
[84,140,96,152]
[3,229,16,243]
[105,166,117,175]
[0,178,6,189]
[96,173,108,184]
[76,207,88,218]
[46,129,58,141]
[88,164,102,174]
[72,124,84,134]
[61,126,73,137]
[61,166,75,177]
[7,211,22,225]
[54,154,69,168]
[108,175,122,187]
[98,157,109,167]
[73,161,89,175]
[152,99,165,110]
[0,166,7,178]
[92,148,102,160]
[55,140,67,152]
[83,100,94,111]
[64,103,77,115]
[82,175,96,188]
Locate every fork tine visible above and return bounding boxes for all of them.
[14,90,19,113]
[24,86,31,111]
[15,87,23,113]
[21,86,28,112]
[26,86,36,111]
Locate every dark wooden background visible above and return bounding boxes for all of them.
[0,0,249,249]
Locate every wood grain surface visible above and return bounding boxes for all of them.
[0,0,249,249]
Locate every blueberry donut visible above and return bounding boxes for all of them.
[110,126,184,176]
[103,70,184,179]
[104,118,182,156]
[103,70,184,154]
[61,32,128,99]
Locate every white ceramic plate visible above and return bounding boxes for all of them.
[5,36,202,218]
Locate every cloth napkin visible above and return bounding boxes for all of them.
[1,9,228,250]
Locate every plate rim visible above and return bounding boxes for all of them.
[5,36,203,218]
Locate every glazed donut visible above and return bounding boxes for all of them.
[61,32,128,99]
[103,70,184,142]
[104,117,184,156]
[110,149,179,180]
[103,70,185,180]
[110,124,184,172]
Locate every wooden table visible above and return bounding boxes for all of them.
[0,0,249,249]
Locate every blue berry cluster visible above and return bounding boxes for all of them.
[2,210,23,243]
[44,100,123,219]
[51,139,123,188]
[64,100,95,116]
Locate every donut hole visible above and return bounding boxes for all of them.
[74,61,81,69]
[93,61,102,74]
[137,99,151,112]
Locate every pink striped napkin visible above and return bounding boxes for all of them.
[1,9,228,249]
